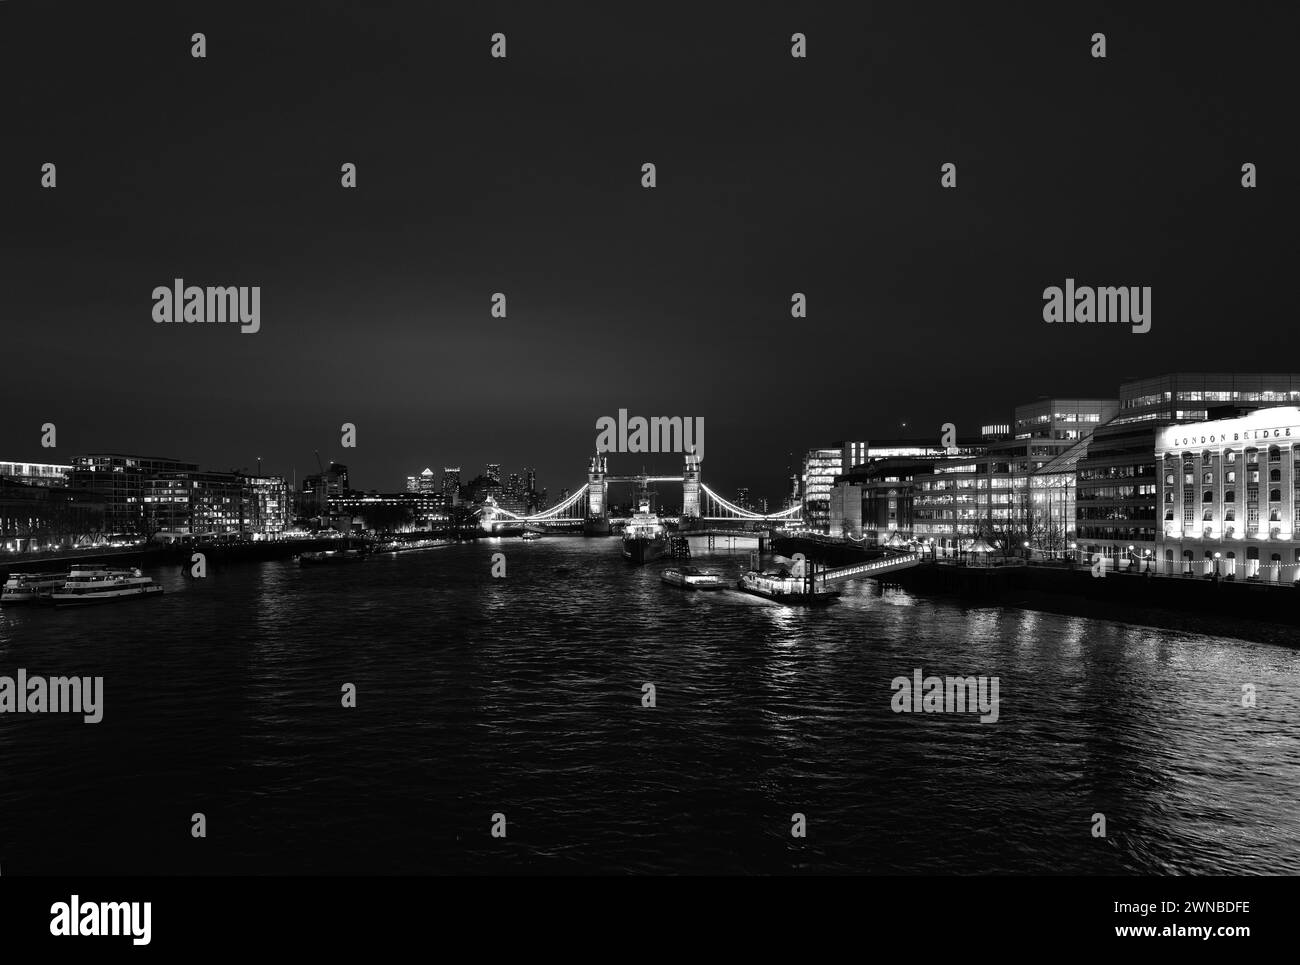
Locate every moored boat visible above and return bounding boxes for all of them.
[736,558,840,605]
[50,566,163,606]
[661,566,726,590]
[1,572,67,604]
[299,547,367,565]
[622,500,667,565]
[376,538,450,553]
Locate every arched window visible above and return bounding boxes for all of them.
[1226,470,1236,484]
[1165,472,1175,486]
[1203,510,1213,521]
[1164,510,1174,521]
[1203,490,1214,503]
[1270,510,1281,522]
[1203,451,1213,465]
[1226,450,1237,464]
[1269,446,1281,463]
[1271,489,1282,502]
[1225,490,1236,502]
[1271,469,1282,483]
[1225,509,1236,521]
[1203,471,1214,485]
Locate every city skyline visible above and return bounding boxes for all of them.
[1,3,1289,502]
[9,365,1300,505]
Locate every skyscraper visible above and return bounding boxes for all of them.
[442,467,461,507]
[407,467,436,493]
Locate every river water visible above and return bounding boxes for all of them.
[1,537,1297,874]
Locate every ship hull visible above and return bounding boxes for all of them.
[623,537,667,565]
[52,586,164,606]
[661,569,726,590]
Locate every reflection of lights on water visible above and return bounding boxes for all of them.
[1059,616,1086,658]
[766,607,798,634]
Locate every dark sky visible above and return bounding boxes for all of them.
[1,1,1291,501]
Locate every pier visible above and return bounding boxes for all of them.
[815,553,923,584]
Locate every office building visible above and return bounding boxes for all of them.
[1114,373,1300,426]
[911,398,1118,556]
[69,454,200,535]
[0,461,72,487]
[1156,406,1300,581]
[442,467,461,506]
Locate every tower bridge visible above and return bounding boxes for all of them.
[477,452,802,531]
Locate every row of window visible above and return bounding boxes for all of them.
[1078,464,1155,481]
[1167,468,1288,485]
[1167,488,1294,504]
[1077,485,1157,500]
[1166,447,1288,464]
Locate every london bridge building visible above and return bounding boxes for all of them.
[1156,406,1300,581]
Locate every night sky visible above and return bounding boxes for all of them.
[0,1,1291,501]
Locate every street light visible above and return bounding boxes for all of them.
[1128,544,1135,572]
[1214,551,1222,578]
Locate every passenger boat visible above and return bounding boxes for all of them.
[736,559,840,605]
[521,530,543,541]
[376,537,449,554]
[1,572,67,604]
[660,566,726,590]
[622,500,667,565]
[50,566,163,606]
[298,547,367,565]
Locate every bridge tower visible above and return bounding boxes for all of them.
[587,453,608,518]
[682,451,701,519]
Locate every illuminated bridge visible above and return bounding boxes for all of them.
[478,452,803,530]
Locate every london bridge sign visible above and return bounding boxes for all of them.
[1160,407,1300,452]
